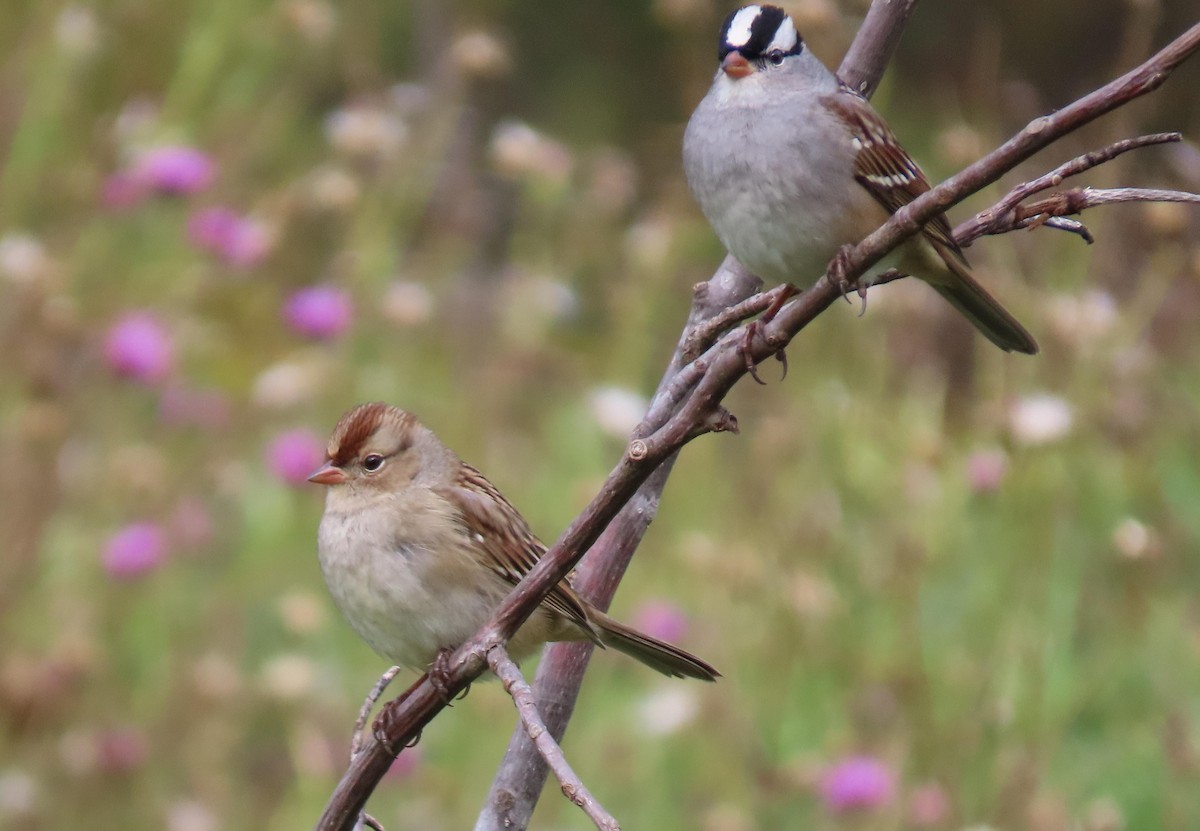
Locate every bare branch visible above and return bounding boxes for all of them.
[776,22,1200,319]
[316,20,1200,831]
[467,6,927,826]
[473,255,758,831]
[350,667,401,761]
[487,646,620,831]
[956,132,1185,244]
[838,0,921,97]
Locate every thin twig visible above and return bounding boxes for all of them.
[351,667,401,760]
[956,132,1183,243]
[487,646,620,831]
[1019,186,1200,217]
[316,19,1200,831]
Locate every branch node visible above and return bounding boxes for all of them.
[707,407,739,435]
[1027,115,1052,134]
[627,439,649,461]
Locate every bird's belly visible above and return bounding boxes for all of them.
[318,513,505,670]
[685,98,888,285]
[708,170,882,285]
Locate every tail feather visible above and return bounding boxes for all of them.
[926,241,1039,355]
[592,611,720,681]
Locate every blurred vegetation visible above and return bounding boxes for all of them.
[2,1,1200,830]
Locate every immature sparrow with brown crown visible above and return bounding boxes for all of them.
[307,402,719,683]
[684,4,1039,354]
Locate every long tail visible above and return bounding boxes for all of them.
[592,611,720,681]
[927,241,1039,355]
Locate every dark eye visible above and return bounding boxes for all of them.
[362,454,385,473]
[767,50,786,66]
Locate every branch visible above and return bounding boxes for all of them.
[467,8,926,826]
[472,258,756,831]
[487,645,620,831]
[759,21,1200,348]
[350,667,400,761]
[837,0,920,96]
[955,132,1186,244]
[316,18,1200,831]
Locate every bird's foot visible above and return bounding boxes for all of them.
[740,283,797,384]
[429,648,466,705]
[371,691,419,757]
[829,245,869,314]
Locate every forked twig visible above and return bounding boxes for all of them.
[487,645,620,831]
[351,666,402,760]
[956,133,1191,244]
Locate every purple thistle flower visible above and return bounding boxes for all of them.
[282,285,353,341]
[819,755,895,813]
[134,145,215,195]
[158,385,231,429]
[908,782,952,827]
[632,600,690,644]
[266,429,326,486]
[966,449,1009,494]
[96,727,150,773]
[186,207,270,269]
[100,171,150,212]
[103,523,167,580]
[104,312,174,384]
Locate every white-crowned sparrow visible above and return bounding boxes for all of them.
[684,4,1038,354]
[308,402,719,682]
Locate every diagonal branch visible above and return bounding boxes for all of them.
[316,17,1200,831]
[472,5,921,827]
[487,645,620,831]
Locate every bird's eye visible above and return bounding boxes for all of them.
[767,50,786,66]
[362,454,385,473]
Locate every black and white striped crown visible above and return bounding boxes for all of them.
[718,5,803,61]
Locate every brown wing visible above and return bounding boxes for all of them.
[822,86,967,265]
[434,463,600,640]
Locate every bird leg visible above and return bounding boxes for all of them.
[371,690,420,757]
[828,245,872,314]
[740,283,798,384]
[428,647,464,705]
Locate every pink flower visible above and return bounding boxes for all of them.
[169,497,215,550]
[282,285,353,341]
[187,207,270,269]
[965,449,1008,494]
[103,523,167,580]
[266,429,326,486]
[819,755,895,813]
[134,145,214,195]
[159,385,231,429]
[100,171,149,212]
[632,600,689,644]
[96,727,150,774]
[908,782,951,827]
[382,744,421,782]
[104,312,174,384]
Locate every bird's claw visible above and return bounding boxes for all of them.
[740,283,798,384]
[371,695,418,757]
[742,322,767,385]
[830,245,868,314]
[429,648,459,705]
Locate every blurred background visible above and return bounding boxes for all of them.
[2,0,1200,829]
